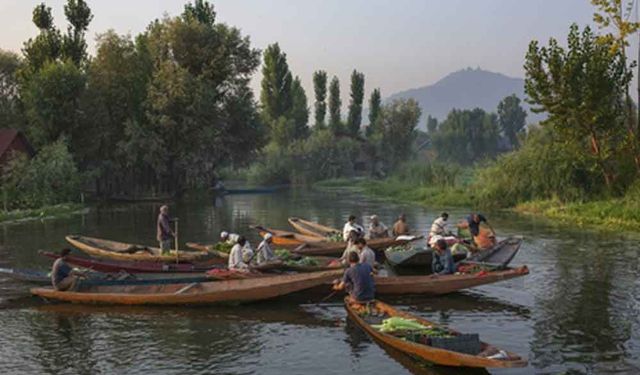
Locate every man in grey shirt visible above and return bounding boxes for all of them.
[157,205,175,254]
[354,238,376,268]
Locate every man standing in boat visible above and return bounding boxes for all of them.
[157,205,175,255]
[333,252,375,303]
[458,213,496,249]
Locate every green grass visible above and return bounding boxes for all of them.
[0,203,87,224]
[515,199,640,231]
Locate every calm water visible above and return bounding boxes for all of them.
[0,187,639,375]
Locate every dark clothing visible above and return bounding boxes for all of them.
[51,258,72,287]
[157,213,173,241]
[432,249,455,275]
[342,263,375,302]
[466,214,487,237]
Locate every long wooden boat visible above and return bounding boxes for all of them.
[0,267,51,284]
[66,235,213,263]
[374,266,529,295]
[345,298,527,368]
[288,217,339,237]
[254,226,327,247]
[293,236,414,257]
[40,251,223,273]
[30,269,343,305]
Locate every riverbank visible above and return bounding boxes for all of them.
[314,178,474,207]
[315,177,640,232]
[0,203,87,224]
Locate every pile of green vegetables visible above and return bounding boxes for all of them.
[275,249,319,266]
[372,317,452,338]
[326,233,343,242]
[213,242,233,253]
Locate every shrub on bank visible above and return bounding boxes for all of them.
[0,140,82,210]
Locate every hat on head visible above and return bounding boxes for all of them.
[220,231,229,239]
[263,233,273,240]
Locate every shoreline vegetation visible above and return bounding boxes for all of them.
[0,203,87,224]
[315,176,640,232]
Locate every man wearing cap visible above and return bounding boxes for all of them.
[220,231,253,261]
[256,233,276,264]
[367,215,388,239]
[157,205,175,254]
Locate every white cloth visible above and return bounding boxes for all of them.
[343,222,364,241]
[242,244,254,263]
[228,243,248,269]
[224,233,241,245]
[429,217,450,237]
[256,240,276,264]
[358,246,376,267]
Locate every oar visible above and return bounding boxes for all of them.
[174,219,180,263]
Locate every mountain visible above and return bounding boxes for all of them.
[385,67,543,127]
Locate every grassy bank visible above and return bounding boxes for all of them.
[0,203,87,224]
[315,177,475,207]
[515,199,640,231]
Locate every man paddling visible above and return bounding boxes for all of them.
[51,248,86,291]
[458,213,496,249]
[157,205,175,254]
[333,251,375,303]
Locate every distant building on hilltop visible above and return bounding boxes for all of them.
[0,129,35,166]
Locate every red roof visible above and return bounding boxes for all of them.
[0,129,35,159]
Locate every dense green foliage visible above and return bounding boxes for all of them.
[0,51,22,129]
[0,140,81,210]
[9,0,265,199]
[431,108,500,165]
[497,94,526,149]
[367,88,381,137]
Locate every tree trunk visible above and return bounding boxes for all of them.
[590,133,613,188]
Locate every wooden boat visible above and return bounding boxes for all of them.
[385,248,467,269]
[374,266,529,296]
[464,236,523,267]
[184,242,230,261]
[386,237,523,269]
[0,267,51,284]
[40,251,222,273]
[345,298,527,368]
[66,235,214,263]
[288,217,339,237]
[293,236,414,257]
[30,269,343,305]
[254,226,326,247]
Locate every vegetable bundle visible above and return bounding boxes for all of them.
[372,317,452,338]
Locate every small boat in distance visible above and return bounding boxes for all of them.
[288,217,340,237]
[345,298,527,368]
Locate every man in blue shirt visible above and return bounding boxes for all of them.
[432,239,455,275]
[51,248,86,291]
[333,251,375,303]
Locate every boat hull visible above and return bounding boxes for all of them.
[31,269,343,305]
[288,217,339,237]
[294,237,409,257]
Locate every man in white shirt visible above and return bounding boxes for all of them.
[221,230,253,259]
[228,236,249,270]
[342,215,364,241]
[256,233,276,264]
[429,212,451,238]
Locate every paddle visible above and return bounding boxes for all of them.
[174,218,179,263]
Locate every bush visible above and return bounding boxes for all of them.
[247,130,361,185]
[474,127,600,207]
[0,140,82,210]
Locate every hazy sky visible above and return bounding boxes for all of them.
[1,0,636,99]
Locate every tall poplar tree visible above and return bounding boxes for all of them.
[328,76,341,135]
[260,43,293,125]
[366,88,381,137]
[312,70,327,129]
[347,69,364,136]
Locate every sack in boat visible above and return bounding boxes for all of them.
[430,334,481,355]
